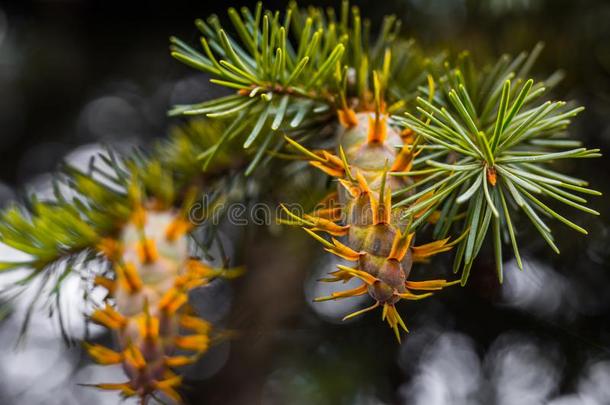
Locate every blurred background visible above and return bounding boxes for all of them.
[1,0,610,404]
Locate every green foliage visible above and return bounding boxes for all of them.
[169,1,429,173]
[0,119,237,278]
[395,47,601,284]
[0,165,131,273]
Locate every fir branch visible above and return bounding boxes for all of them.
[395,48,601,284]
[169,1,427,173]
[0,119,242,285]
[0,167,131,273]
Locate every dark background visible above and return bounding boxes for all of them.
[0,1,610,404]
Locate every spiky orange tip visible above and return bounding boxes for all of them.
[338,108,359,128]
[487,166,498,186]
[367,114,388,144]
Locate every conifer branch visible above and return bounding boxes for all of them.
[395,47,601,284]
[169,1,429,173]
[0,120,242,286]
